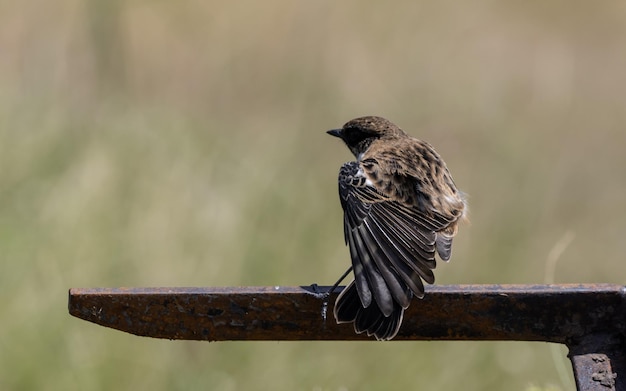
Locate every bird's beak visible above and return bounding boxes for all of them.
[326,129,343,138]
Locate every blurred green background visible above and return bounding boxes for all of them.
[2,0,626,390]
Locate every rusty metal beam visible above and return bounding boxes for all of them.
[69,284,626,390]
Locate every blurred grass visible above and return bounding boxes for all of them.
[1,0,626,390]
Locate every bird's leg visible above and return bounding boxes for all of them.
[325,266,353,299]
[310,266,352,298]
[313,266,352,321]
[309,267,353,321]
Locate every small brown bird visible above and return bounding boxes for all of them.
[327,116,467,340]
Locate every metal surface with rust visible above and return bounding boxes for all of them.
[569,333,624,391]
[68,284,626,342]
[69,284,626,390]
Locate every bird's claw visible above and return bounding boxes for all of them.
[309,283,330,300]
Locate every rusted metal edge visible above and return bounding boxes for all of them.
[568,333,625,391]
[68,284,626,343]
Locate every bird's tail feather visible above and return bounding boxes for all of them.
[334,281,404,341]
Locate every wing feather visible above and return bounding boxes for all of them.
[359,221,412,308]
[350,227,394,316]
[346,218,372,308]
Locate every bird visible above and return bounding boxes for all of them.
[326,116,467,340]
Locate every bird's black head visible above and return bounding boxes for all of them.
[327,116,403,159]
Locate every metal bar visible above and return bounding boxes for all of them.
[68,284,626,342]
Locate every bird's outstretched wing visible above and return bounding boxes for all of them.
[337,161,456,317]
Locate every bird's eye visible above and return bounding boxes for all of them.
[344,128,372,145]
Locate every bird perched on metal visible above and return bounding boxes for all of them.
[327,116,467,340]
